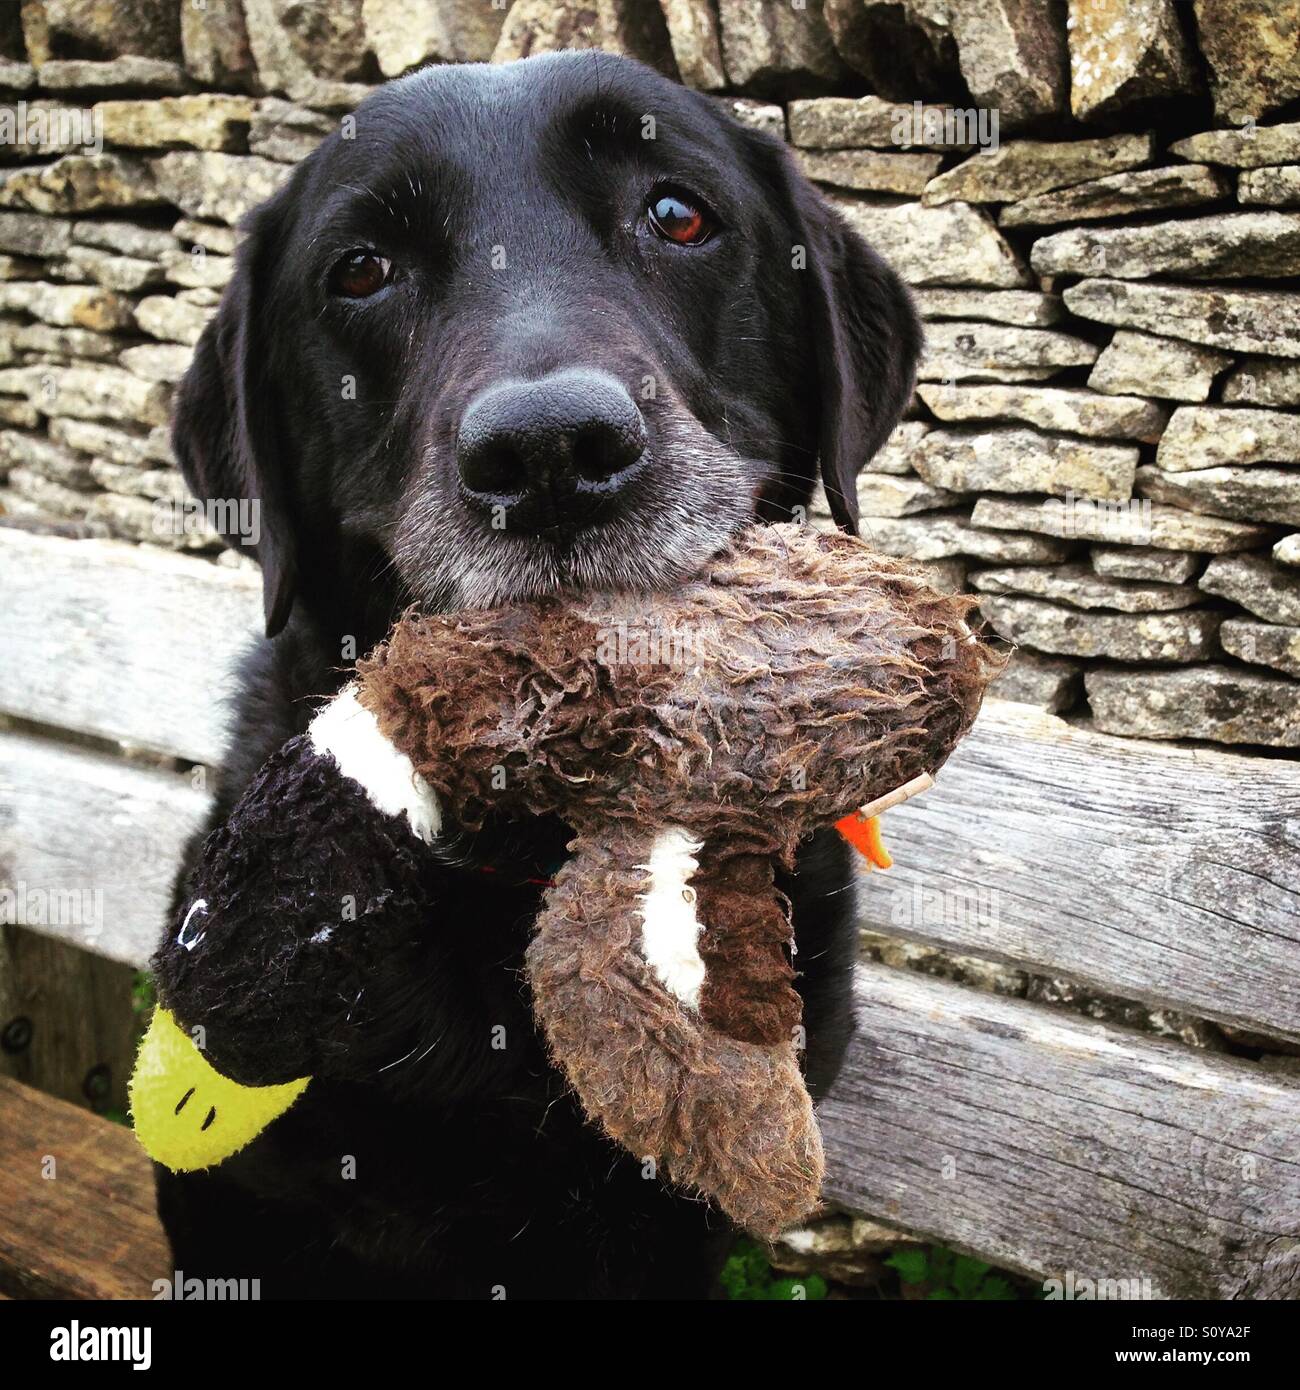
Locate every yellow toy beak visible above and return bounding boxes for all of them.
[129,1008,311,1172]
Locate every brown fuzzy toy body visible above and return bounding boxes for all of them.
[355,522,1000,1236]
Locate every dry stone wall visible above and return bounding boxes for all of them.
[0,0,1298,750]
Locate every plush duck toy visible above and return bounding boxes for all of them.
[131,522,999,1237]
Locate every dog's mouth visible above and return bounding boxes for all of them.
[406,493,753,610]
[394,419,762,611]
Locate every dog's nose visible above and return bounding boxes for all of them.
[456,370,648,527]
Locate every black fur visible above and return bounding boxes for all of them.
[160,51,921,1300]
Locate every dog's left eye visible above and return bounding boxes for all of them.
[647,190,714,246]
[329,250,393,298]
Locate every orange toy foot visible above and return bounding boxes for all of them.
[835,811,893,870]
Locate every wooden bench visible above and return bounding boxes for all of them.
[0,1074,169,1299]
[3,525,1300,1299]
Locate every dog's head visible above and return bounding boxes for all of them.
[175,52,921,637]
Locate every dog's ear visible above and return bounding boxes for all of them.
[172,200,297,638]
[783,158,922,532]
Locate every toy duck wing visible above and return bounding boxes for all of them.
[129,1008,310,1172]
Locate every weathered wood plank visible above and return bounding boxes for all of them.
[0,528,260,765]
[821,962,1300,1299]
[857,698,1300,1043]
[0,924,138,1113]
[0,730,212,967]
[0,1075,171,1299]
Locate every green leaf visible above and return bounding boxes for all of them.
[720,1239,829,1300]
[951,1254,993,1298]
[885,1248,930,1285]
[131,970,157,1017]
[719,1243,766,1299]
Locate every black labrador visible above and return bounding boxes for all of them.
[159,50,921,1300]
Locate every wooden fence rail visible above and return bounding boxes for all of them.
[823,963,1300,1299]
[0,730,211,968]
[854,702,1300,1044]
[0,528,260,767]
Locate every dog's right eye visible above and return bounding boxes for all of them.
[329,251,393,299]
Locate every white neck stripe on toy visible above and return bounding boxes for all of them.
[308,687,443,844]
[636,826,707,1010]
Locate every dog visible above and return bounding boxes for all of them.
[158,50,921,1300]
